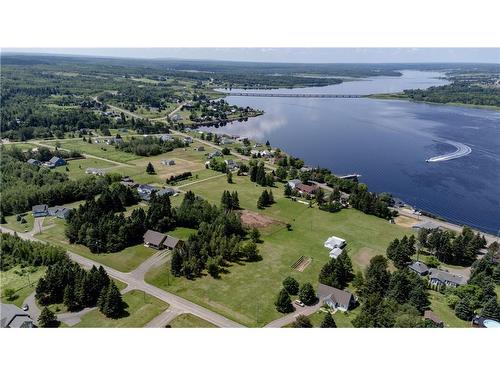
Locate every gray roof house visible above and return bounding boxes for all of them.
[32,204,48,217]
[409,261,429,276]
[208,150,223,159]
[48,206,72,220]
[44,156,66,168]
[161,159,176,166]
[317,283,356,312]
[1,303,36,328]
[287,179,302,189]
[143,230,181,250]
[157,188,176,197]
[429,268,467,287]
[160,134,173,142]
[27,158,42,167]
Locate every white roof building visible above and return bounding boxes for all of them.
[324,236,346,250]
[329,248,344,259]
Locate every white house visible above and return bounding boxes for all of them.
[324,236,346,259]
[317,284,356,312]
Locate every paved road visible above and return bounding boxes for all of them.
[145,306,184,328]
[264,301,321,328]
[395,207,499,245]
[1,225,244,328]
[22,292,41,321]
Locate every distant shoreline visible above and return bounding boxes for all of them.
[368,93,500,112]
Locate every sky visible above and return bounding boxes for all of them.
[3,48,500,64]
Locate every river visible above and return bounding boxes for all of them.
[200,71,500,235]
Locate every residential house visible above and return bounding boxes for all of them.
[287,179,302,189]
[428,268,467,288]
[424,310,444,327]
[48,206,72,220]
[220,138,234,145]
[85,167,106,176]
[43,156,66,168]
[1,303,36,328]
[317,284,356,312]
[208,150,223,159]
[137,184,158,201]
[160,134,173,142]
[157,188,176,197]
[143,230,181,250]
[224,159,238,170]
[27,159,42,167]
[161,159,176,166]
[32,204,48,217]
[195,146,205,152]
[408,261,429,276]
[250,149,261,157]
[296,182,319,196]
[183,136,193,143]
[300,166,313,173]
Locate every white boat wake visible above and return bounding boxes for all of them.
[426,140,472,162]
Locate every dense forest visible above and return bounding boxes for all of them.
[115,135,186,156]
[403,82,500,107]
[0,152,114,215]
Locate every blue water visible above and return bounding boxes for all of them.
[200,71,500,234]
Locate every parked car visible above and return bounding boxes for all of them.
[22,304,29,311]
[294,300,305,307]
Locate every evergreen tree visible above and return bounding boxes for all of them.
[146,162,155,174]
[170,250,183,277]
[275,288,294,313]
[63,284,79,312]
[282,276,299,295]
[231,191,240,209]
[455,298,474,321]
[227,172,233,184]
[481,297,500,320]
[320,313,337,328]
[38,307,59,328]
[408,282,430,313]
[291,315,312,328]
[298,283,316,305]
[362,255,391,297]
[284,183,292,197]
[99,281,123,318]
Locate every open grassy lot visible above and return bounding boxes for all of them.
[75,290,169,328]
[168,313,217,328]
[39,138,140,163]
[427,290,470,328]
[36,220,156,272]
[52,157,117,179]
[0,266,46,307]
[1,142,39,152]
[3,213,35,233]
[146,176,411,326]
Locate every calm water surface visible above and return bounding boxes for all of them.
[201,71,500,234]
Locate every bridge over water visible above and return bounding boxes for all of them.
[226,92,367,98]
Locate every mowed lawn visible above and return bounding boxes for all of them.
[35,220,156,272]
[52,157,117,179]
[3,213,35,233]
[75,290,169,328]
[39,139,140,163]
[0,266,46,307]
[146,174,412,327]
[168,313,217,328]
[428,291,470,328]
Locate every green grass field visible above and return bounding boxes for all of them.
[168,313,217,328]
[146,175,411,326]
[427,290,470,328]
[286,308,359,328]
[75,290,169,328]
[52,157,117,179]
[0,266,46,307]
[3,213,35,233]
[36,221,156,272]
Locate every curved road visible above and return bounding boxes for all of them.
[0,225,243,328]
